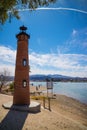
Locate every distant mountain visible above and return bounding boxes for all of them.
[5,74,87,82]
[47,74,72,79]
[30,74,71,81]
[30,74,87,82]
[30,74,47,81]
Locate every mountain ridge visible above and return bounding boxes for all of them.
[30,74,87,82]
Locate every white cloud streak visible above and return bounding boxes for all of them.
[17,7,87,14]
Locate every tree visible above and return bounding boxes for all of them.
[0,0,56,24]
[0,68,10,92]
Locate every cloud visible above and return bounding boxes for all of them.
[0,65,15,76]
[37,38,42,45]
[59,28,87,54]
[55,27,87,55]
[0,46,16,64]
[72,29,78,36]
[0,45,87,77]
[0,46,16,75]
[17,7,87,14]
[30,52,87,77]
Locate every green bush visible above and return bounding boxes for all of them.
[9,82,14,90]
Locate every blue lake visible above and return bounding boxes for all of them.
[30,82,87,104]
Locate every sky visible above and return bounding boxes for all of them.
[0,0,87,77]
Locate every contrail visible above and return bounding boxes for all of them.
[17,7,87,14]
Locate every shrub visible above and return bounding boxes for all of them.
[9,82,14,90]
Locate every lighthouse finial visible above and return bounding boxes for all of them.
[20,25,27,32]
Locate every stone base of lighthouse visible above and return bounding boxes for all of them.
[2,101,41,113]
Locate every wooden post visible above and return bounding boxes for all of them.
[47,89,48,97]
[52,87,53,98]
[43,97,45,109]
[48,97,51,111]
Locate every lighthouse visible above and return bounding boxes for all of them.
[13,25,30,105]
[2,26,41,112]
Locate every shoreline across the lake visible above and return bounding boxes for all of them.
[0,92,87,130]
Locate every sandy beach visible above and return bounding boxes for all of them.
[0,90,87,130]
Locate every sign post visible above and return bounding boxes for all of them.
[46,78,53,98]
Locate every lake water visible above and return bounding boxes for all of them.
[30,82,87,104]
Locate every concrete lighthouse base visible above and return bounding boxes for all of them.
[2,101,41,113]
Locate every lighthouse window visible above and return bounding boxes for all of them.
[23,59,27,66]
[23,80,27,87]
